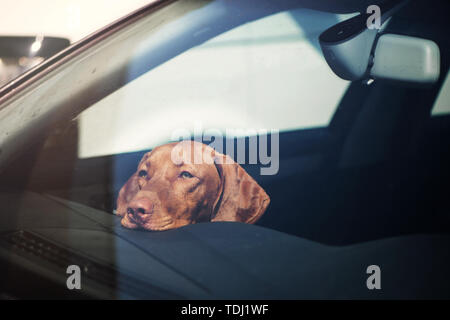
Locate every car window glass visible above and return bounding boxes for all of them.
[77,8,353,158]
[0,1,153,87]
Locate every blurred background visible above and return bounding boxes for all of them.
[0,0,152,87]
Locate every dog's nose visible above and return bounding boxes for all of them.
[127,198,154,219]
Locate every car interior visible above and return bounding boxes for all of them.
[0,0,449,299]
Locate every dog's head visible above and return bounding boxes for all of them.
[116,141,270,231]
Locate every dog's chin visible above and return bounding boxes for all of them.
[121,216,176,231]
[140,222,175,231]
[120,217,139,229]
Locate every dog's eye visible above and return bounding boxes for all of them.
[138,170,147,177]
[180,171,194,179]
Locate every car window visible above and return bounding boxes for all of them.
[1,0,449,245]
[0,0,153,42]
[1,0,450,300]
[78,8,354,158]
[0,1,154,88]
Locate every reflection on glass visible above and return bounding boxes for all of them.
[0,56,44,87]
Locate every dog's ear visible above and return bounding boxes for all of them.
[211,152,270,224]
[115,152,151,216]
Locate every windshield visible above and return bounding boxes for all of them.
[1,0,448,241]
[0,0,449,299]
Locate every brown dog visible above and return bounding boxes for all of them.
[116,141,270,231]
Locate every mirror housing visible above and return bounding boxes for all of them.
[319,0,440,85]
[319,13,378,81]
